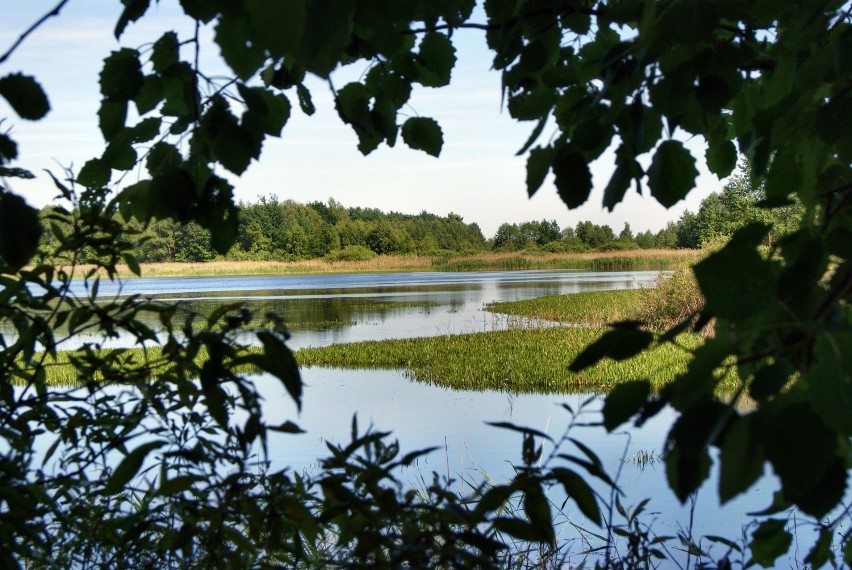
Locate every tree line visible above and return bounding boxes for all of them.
[37,163,800,264]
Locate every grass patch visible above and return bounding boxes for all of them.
[486,289,647,325]
[295,328,736,395]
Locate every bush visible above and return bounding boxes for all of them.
[640,260,707,333]
[324,245,377,262]
[540,240,592,253]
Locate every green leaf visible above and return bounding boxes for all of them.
[526,146,553,197]
[693,224,774,321]
[76,159,111,188]
[0,73,50,120]
[522,483,555,543]
[256,331,302,410]
[216,16,266,80]
[749,519,792,568]
[100,49,144,102]
[719,415,764,503]
[551,467,601,525]
[179,0,221,22]
[134,75,164,115]
[104,440,164,495]
[122,253,141,277]
[706,140,737,178]
[401,117,443,157]
[246,0,304,59]
[98,100,127,139]
[416,33,456,87]
[602,380,650,431]
[296,84,315,115]
[763,404,844,517]
[552,144,592,208]
[151,32,179,73]
[301,0,354,77]
[493,516,549,543]
[647,140,697,208]
[238,84,290,137]
[569,328,654,372]
[603,151,633,211]
[807,332,852,436]
[665,400,726,501]
[749,361,791,401]
[115,0,150,38]
[0,192,42,270]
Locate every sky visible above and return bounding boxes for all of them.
[1,1,726,239]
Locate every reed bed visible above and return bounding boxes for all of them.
[294,328,737,395]
[486,289,647,325]
[54,250,694,278]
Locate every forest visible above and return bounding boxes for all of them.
[36,163,801,263]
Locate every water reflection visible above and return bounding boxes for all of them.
[15,269,659,350]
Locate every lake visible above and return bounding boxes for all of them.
[48,269,800,561]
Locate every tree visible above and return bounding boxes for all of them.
[0,1,849,567]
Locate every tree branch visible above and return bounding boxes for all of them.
[0,0,72,66]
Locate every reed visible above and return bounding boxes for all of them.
[53,250,695,278]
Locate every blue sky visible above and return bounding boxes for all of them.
[2,1,724,238]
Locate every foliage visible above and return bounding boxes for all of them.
[676,161,805,248]
[324,244,376,262]
[0,0,850,567]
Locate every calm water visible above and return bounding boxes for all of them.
[26,270,811,561]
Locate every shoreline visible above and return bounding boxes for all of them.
[42,249,696,279]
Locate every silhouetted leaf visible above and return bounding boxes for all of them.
[603,380,650,431]
[569,328,653,372]
[0,73,50,120]
[526,146,553,197]
[104,440,164,495]
[647,140,697,207]
[98,100,127,139]
[706,139,737,178]
[763,403,840,516]
[693,223,774,320]
[115,0,151,38]
[401,117,443,157]
[719,415,764,503]
[0,192,41,270]
[749,519,791,568]
[257,331,302,410]
[100,49,144,102]
[552,467,601,525]
[416,33,456,87]
[552,144,592,208]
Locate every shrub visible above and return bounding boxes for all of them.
[324,245,377,262]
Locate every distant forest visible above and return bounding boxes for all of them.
[38,168,800,263]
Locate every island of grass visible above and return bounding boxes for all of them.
[295,288,734,395]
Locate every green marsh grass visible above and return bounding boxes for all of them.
[486,289,647,325]
[295,328,736,394]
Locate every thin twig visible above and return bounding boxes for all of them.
[0,0,72,66]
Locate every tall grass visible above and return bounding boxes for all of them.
[56,249,695,278]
